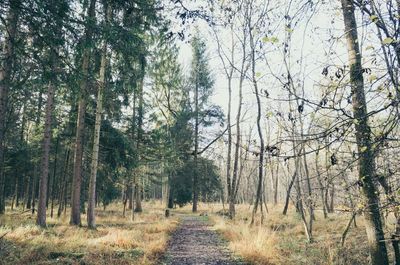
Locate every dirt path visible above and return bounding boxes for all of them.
[161,215,247,265]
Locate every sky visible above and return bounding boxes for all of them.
[173,1,348,143]
[159,0,392,162]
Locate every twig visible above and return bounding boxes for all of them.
[341,211,358,246]
[0,232,9,241]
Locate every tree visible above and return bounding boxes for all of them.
[70,0,96,226]
[87,0,112,229]
[36,56,56,227]
[0,0,21,214]
[212,1,250,219]
[340,0,389,263]
[189,32,215,212]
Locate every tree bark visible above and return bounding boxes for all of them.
[340,1,389,264]
[87,2,111,229]
[250,26,265,225]
[225,62,233,219]
[0,0,20,214]
[315,149,328,219]
[134,59,145,213]
[37,75,56,227]
[70,0,96,226]
[192,77,199,213]
[50,136,59,218]
[57,148,70,218]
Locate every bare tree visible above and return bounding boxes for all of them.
[340,0,389,263]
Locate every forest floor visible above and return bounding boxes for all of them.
[161,215,246,265]
[0,201,178,265]
[0,201,391,265]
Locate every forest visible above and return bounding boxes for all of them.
[0,0,400,264]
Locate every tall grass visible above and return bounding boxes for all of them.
[0,201,177,265]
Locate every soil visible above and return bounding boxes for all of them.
[161,215,247,265]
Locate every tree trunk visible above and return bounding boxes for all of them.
[58,148,70,218]
[50,136,59,218]
[315,149,328,219]
[131,181,135,221]
[11,172,18,210]
[340,1,389,264]
[231,58,245,219]
[0,0,20,214]
[192,80,199,213]
[127,185,133,210]
[134,59,145,213]
[87,2,111,229]
[250,28,265,225]
[37,76,56,227]
[70,0,96,226]
[226,68,233,219]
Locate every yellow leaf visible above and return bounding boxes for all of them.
[382,37,394,45]
[360,146,368,153]
[271,37,279,43]
[262,36,279,43]
[285,26,294,33]
[370,15,378,22]
[262,36,269,43]
[369,75,377,82]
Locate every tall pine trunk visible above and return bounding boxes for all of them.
[87,2,111,229]
[192,81,199,213]
[340,1,389,264]
[36,72,56,227]
[70,0,96,226]
[134,59,145,213]
[0,0,20,214]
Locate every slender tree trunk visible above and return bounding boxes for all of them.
[273,158,280,205]
[50,137,59,218]
[134,60,145,213]
[58,148,70,218]
[123,187,127,216]
[231,60,246,219]
[315,149,328,219]
[168,175,174,209]
[340,1,389,263]
[70,0,96,226]
[377,175,400,264]
[250,28,265,225]
[131,82,139,219]
[37,75,56,227]
[226,70,233,218]
[127,185,132,210]
[11,173,18,210]
[0,0,20,214]
[24,174,31,209]
[192,79,199,213]
[131,181,135,221]
[87,3,111,229]
[324,139,334,213]
[31,166,37,214]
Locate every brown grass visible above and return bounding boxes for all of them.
[210,203,373,265]
[0,201,389,265]
[0,201,178,265]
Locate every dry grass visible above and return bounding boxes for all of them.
[0,201,178,265]
[210,204,373,265]
[0,201,388,265]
